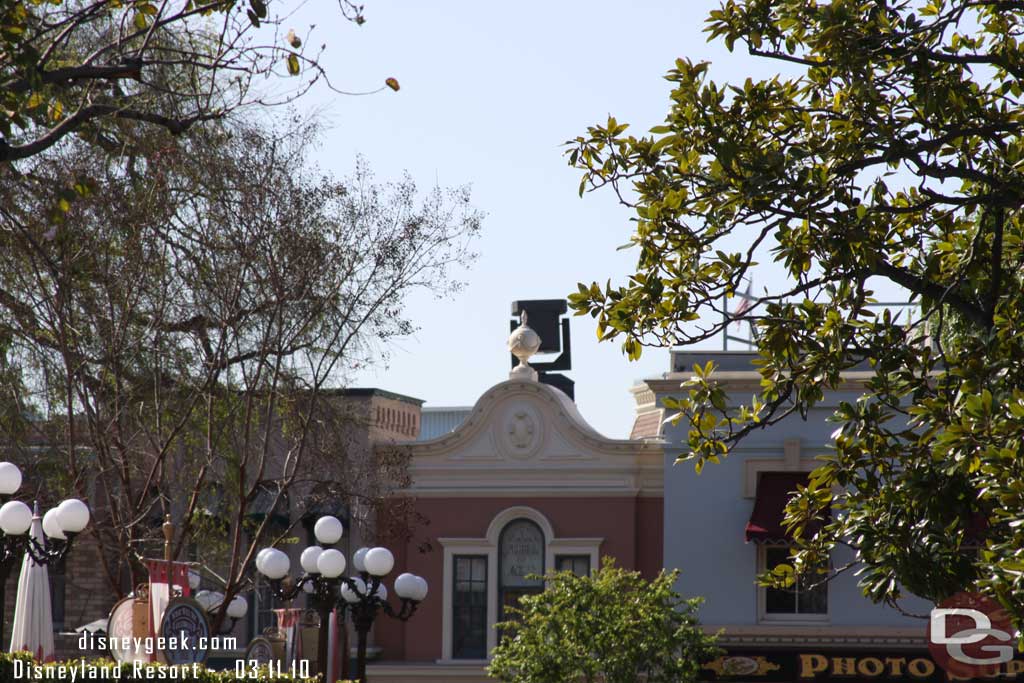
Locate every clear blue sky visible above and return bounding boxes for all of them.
[280,0,906,438]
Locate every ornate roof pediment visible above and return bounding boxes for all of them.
[401,380,663,497]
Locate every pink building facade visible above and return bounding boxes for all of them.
[368,374,664,683]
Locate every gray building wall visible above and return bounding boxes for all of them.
[417,407,471,441]
[650,351,932,630]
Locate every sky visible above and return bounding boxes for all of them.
[274,0,905,438]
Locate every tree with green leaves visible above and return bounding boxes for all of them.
[567,0,1024,627]
[487,561,720,683]
[0,115,481,629]
[0,0,397,165]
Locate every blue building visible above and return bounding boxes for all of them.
[640,350,953,683]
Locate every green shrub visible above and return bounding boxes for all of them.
[488,560,721,683]
[0,651,354,683]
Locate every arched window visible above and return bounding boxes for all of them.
[498,519,545,622]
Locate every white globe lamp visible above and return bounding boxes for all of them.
[56,498,90,534]
[0,500,32,535]
[394,573,418,599]
[317,549,346,578]
[313,516,343,545]
[194,590,213,610]
[0,462,21,496]
[260,549,290,580]
[300,546,323,574]
[352,547,369,572]
[411,575,429,601]
[363,547,394,576]
[42,509,65,540]
[227,595,249,619]
[341,577,366,603]
[255,548,273,573]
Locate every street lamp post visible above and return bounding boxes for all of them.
[255,516,428,683]
[0,461,91,646]
[340,547,428,683]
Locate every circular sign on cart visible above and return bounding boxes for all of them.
[158,597,211,665]
[244,637,276,665]
[107,597,147,664]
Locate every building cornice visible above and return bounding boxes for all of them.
[707,625,926,649]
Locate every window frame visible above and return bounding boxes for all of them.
[756,543,830,623]
[451,555,489,660]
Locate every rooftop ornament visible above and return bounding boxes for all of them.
[507,311,542,381]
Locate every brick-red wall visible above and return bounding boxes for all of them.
[374,494,664,662]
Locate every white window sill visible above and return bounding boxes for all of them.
[759,615,831,625]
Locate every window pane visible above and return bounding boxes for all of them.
[798,575,828,614]
[764,547,795,614]
[762,546,828,615]
[555,555,591,576]
[765,585,797,613]
[471,557,486,582]
[453,555,487,659]
[456,560,472,581]
[499,520,544,588]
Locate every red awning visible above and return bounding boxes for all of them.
[745,472,814,543]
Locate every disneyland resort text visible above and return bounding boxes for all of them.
[11,660,202,680]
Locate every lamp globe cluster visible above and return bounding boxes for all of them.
[0,462,89,538]
[253,514,428,683]
[194,590,249,621]
[255,514,429,602]
[0,461,91,646]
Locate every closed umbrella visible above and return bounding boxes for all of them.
[9,505,54,662]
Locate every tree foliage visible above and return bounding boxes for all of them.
[0,0,389,165]
[567,0,1024,625]
[487,561,720,683]
[0,117,480,626]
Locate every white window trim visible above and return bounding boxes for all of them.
[756,544,830,624]
[437,506,603,662]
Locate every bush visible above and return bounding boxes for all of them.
[488,560,721,683]
[0,651,353,683]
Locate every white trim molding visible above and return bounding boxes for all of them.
[743,444,820,498]
[438,506,603,662]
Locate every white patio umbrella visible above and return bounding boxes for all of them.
[8,505,54,662]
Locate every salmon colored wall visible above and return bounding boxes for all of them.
[374,495,664,662]
[636,496,664,580]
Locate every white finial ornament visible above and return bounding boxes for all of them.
[508,311,542,381]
